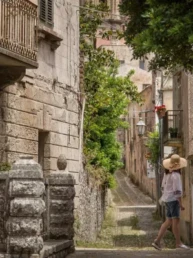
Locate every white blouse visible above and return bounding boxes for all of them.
[161,171,182,202]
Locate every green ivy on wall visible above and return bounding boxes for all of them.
[145,130,160,168]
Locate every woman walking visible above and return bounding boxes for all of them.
[152,154,189,250]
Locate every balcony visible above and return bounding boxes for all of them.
[0,0,38,86]
[163,110,183,147]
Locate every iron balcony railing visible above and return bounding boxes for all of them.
[163,110,183,144]
[0,0,38,65]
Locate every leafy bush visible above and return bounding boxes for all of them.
[145,130,160,167]
[80,2,141,187]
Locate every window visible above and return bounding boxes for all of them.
[40,0,53,26]
[139,59,145,70]
[134,159,136,173]
[38,131,49,171]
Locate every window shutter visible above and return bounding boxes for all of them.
[47,0,53,25]
[40,0,46,21]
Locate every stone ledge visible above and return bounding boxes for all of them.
[40,240,74,258]
[38,25,63,51]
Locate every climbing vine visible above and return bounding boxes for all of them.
[145,130,160,168]
[80,2,141,188]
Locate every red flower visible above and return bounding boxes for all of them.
[154,105,166,112]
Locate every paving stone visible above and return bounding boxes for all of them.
[68,249,193,258]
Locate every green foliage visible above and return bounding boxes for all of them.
[146,130,160,167]
[80,2,141,187]
[0,162,11,171]
[119,0,193,71]
[168,127,178,133]
[129,215,140,230]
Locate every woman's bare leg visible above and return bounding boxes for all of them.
[172,218,181,247]
[155,219,172,244]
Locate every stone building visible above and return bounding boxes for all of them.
[0,0,81,200]
[162,71,193,244]
[125,86,157,200]
[0,0,111,244]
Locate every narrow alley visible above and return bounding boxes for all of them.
[69,170,193,258]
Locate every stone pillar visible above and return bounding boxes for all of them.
[48,154,75,243]
[7,155,45,256]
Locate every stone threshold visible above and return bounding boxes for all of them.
[40,240,74,258]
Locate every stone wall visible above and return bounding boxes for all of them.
[0,155,76,258]
[0,0,81,214]
[75,167,108,242]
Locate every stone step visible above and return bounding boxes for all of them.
[40,240,74,258]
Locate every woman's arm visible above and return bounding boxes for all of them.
[172,173,185,210]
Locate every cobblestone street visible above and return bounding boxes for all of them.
[69,170,193,257]
[68,249,193,258]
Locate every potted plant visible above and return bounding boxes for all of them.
[155,105,166,118]
[169,127,178,138]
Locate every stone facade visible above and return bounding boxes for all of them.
[0,0,81,221]
[0,0,112,244]
[125,86,157,200]
[172,72,193,244]
[0,0,80,167]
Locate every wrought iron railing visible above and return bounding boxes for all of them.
[163,110,183,143]
[0,0,38,63]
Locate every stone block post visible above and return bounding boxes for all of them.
[48,154,75,244]
[7,155,45,256]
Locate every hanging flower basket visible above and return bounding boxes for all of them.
[155,105,166,119]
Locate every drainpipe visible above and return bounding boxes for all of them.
[158,70,164,216]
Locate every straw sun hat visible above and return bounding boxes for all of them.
[163,154,187,170]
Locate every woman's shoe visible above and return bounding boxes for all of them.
[152,240,162,251]
[176,244,190,250]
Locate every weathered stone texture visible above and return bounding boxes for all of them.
[50,227,74,240]
[7,93,43,114]
[70,125,79,137]
[6,218,42,236]
[7,137,38,155]
[6,123,38,141]
[7,152,38,164]
[76,167,108,242]
[9,236,44,253]
[46,132,68,146]
[50,200,73,213]
[50,186,75,199]
[10,198,45,217]
[44,145,79,160]
[40,240,74,258]
[50,214,74,225]
[47,159,75,242]
[7,156,46,255]
[10,180,45,197]
[68,161,80,173]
